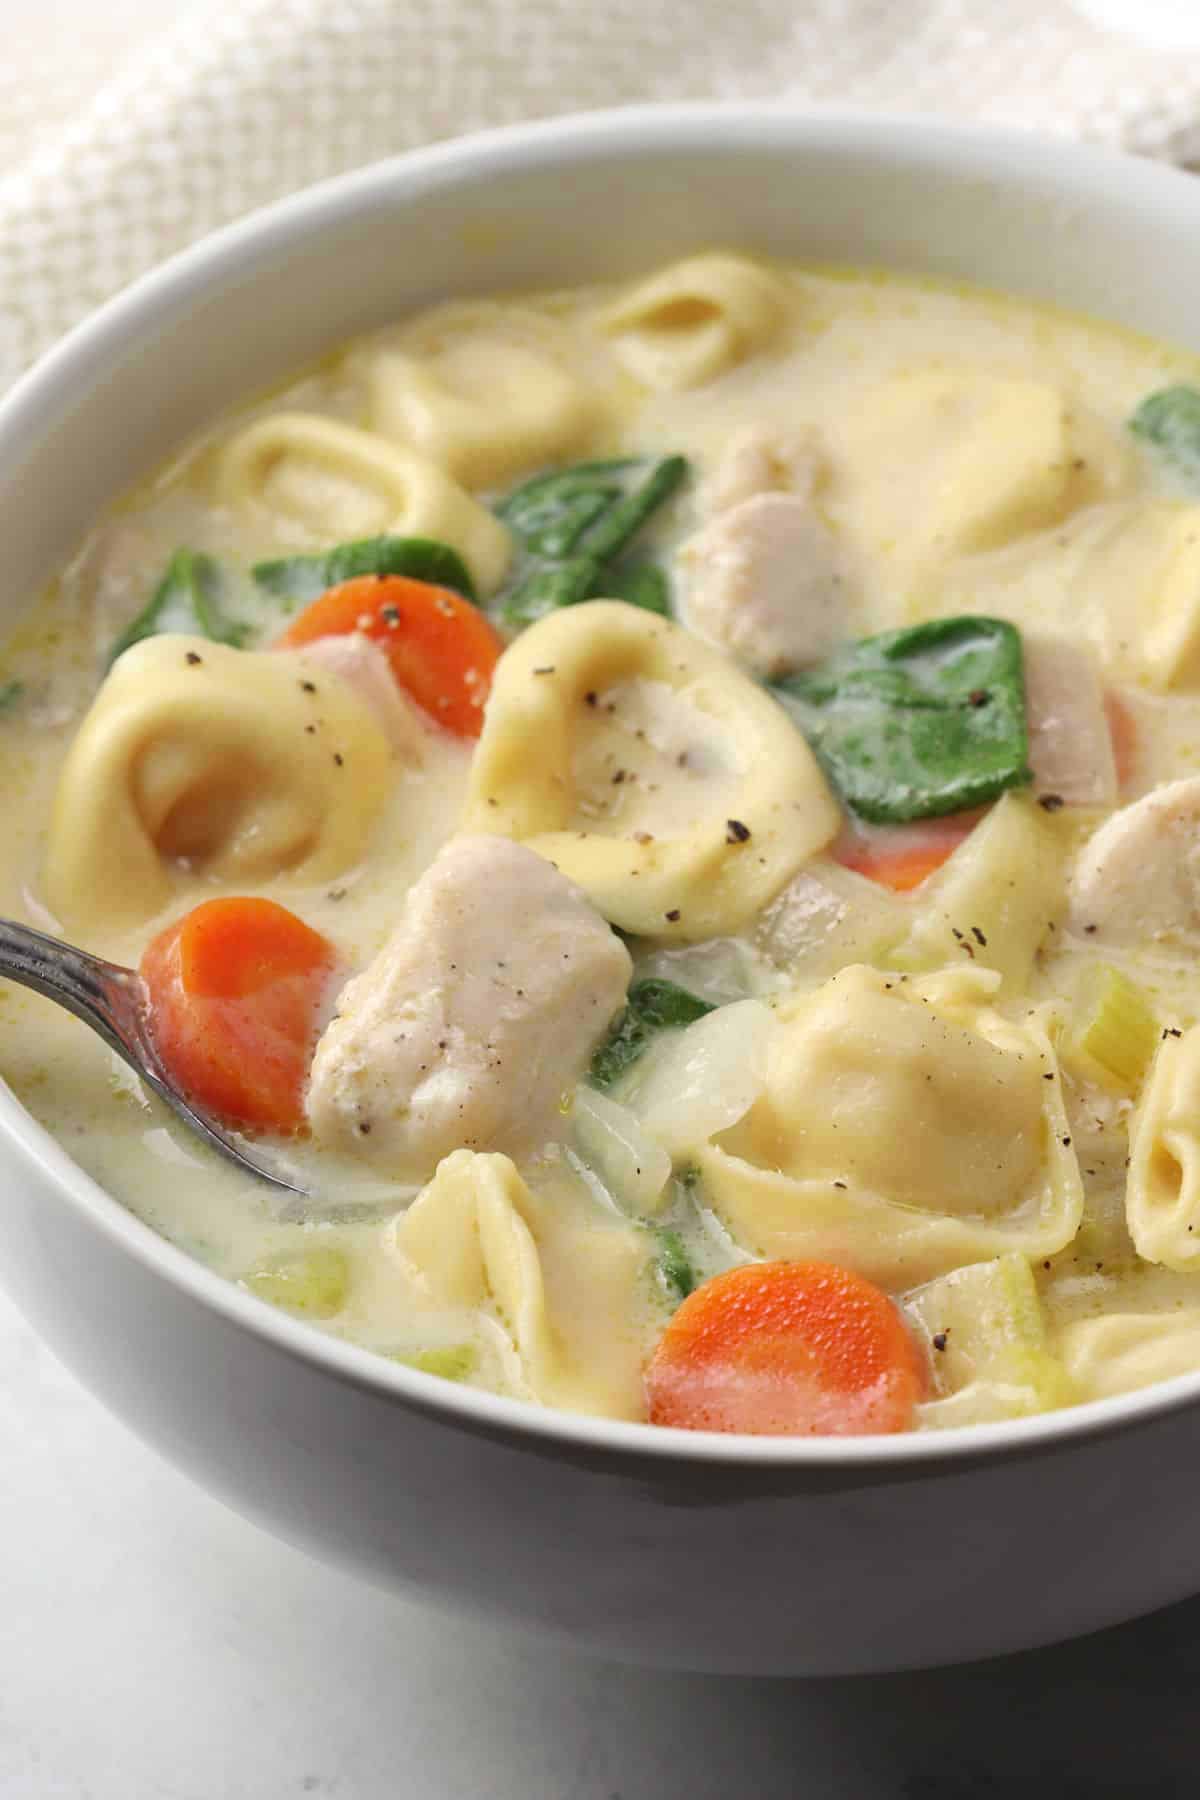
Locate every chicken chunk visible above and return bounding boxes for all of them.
[699,426,821,515]
[282,635,428,762]
[680,430,848,679]
[1068,777,1200,944]
[306,835,632,1178]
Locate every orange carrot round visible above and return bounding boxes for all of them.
[141,897,336,1135]
[276,574,502,738]
[645,1260,924,1437]
[832,810,982,893]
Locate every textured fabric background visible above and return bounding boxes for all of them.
[2,0,1200,393]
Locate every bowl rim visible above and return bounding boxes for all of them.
[6,100,1200,1473]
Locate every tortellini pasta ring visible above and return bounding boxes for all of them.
[216,412,513,596]
[700,965,1084,1290]
[1125,1024,1200,1272]
[365,340,595,489]
[43,636,392,931]
[461,600,841,940]
[392,1149,560,1399]
[1056,1310,1200,1401]
[597,254,788,391]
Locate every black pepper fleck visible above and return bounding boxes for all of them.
[932,1332,949,1352]
[185,650,203,666]
[1038,793,1065,813]
[726,819,751,844]
[664,909,681,922]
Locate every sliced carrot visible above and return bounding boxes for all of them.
[832,811,981,893]
[645,1260,924,1437]
[141,897,336,1135]
[276,574,502,737]
[1104,690,1138,792]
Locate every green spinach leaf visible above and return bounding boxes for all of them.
[774,615,1031,824]
[600,561,670,616]
[252,534,476,608]
[590,977,714,1091]
[654,1228,697,1303]
[1130,385,1200,485]
[496,455,689,629]
[107,550,247,669]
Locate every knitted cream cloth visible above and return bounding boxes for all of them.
[3,0,1200,393]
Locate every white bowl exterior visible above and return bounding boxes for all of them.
[4,108,1200,1674]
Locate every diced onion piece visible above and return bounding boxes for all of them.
[572,1084,672,1218]
[626,998,776,1162]
[1022,631,1118,808]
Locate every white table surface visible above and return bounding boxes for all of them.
[5,8,1200,1796]
[6,1267,1200,1800]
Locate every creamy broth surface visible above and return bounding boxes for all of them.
[9,258,1200,1431]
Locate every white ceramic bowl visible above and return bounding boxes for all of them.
[5,107,1200,1678]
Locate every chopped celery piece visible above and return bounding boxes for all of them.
[242,1247,349,1319]
[495,455,689,629]
[1129,385,1200,486]
[774,616,1032,823]
[1062,964,1158,1095]
[0,679,22,712]
[654,1229,697,1302]
[107,549,247,668]
[393,1344,477,1382]
[906,1253,1073,1409]
[589,978,714,1090]
[251,533,476,607]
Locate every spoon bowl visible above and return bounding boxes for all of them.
[0,916,308,1197]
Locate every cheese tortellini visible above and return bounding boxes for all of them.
[597,254,788,391]
[365,338,593,489]
[44,636,391,931]
[1126,1024,1200,1271]
[933,498,1200,693]
[461,600,841,939]
[899,793,1066,992]
[216,413,513,595]
[393,1149,653,1415]
[830,370,1130,589]
[1057,1309,1200,1401]
[395,1150,559,1399]
[701,966,1083,1288]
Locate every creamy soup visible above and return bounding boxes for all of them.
[8,253,1200,1433]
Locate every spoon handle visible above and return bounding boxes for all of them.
[0,916,146,1063]
[0,915,308,1198]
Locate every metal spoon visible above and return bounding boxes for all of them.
[0,916,308,1198]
